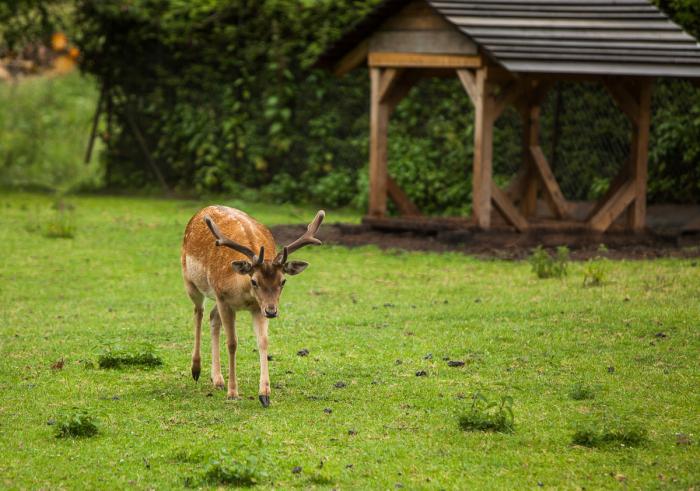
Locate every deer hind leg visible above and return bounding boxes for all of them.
[216,298,239,400]
[252,311,271,408]
[185,281,204,382]
[209,304,225,389]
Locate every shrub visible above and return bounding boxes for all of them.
[529,245,570,279]
[43,199,76,238]
[55,408,98,438]
[569,382,595,401]
[97,344,162,369]
[458,392,514,433]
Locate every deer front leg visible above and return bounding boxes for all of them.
[209,305,225,389]
[216,298,239,399]
[252,311,271,408]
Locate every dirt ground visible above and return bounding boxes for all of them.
[272,222,700,260]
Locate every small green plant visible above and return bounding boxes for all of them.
[97,344,163,369]
[569,382,595,401]
[43,200,76,239]
[55,408,98,438]
[200,449,267,487]
[572,419,647,448]
[458,392,514,433]
[529,245,570,279]
[583,245,609,287]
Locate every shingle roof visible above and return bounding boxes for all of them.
[317,0,700,78]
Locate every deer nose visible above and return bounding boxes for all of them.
[264,306,278,319]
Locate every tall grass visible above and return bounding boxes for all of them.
[0,72,104,193]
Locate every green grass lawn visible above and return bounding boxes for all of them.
[1,192,698,490]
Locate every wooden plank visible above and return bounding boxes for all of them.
[627,79,652,231]
[334,39,368,77]
[491,180,529,231]
[493,80,530,120]
[387,176,421,216]
[587,179,636,232]
[368,68,390,216]
[472,69,494,229]
[381,1,453,31]
[603,78,640,125]
[530,145,570,218]
[385,70,421,114]
[369,30,477,55]
[378,68,404,103]
[456,69,478,105]
[368,52,482,68]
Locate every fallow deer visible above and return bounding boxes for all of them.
[181,206,324,407]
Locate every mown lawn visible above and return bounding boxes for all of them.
[0,192,698,490]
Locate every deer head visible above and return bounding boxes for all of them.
[204,211,325,318]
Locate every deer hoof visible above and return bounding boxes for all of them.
[191,366,200,381]
[259,395,270,408]
[227,394,241,401]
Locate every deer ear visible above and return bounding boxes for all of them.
[232,260,253,275]
[283,261,308,276]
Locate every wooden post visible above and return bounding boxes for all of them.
[627,79,652,232]
[369,68,390,216]
[520,99,540,217]
[472,69,494,229]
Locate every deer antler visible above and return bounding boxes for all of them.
[274,210,325,264]
[204,216,263,264]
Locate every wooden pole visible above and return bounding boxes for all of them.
[520,99,540,217]
[472,68,494,229]
[369,67,390,217]
[84,84,105,164]
[627,79,652,232]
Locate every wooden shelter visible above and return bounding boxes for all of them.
[316,0,700,233]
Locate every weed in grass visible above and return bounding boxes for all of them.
[529,245,570,279]
[198,449,268,487]
[458,392,514,433]
[569,382,595,401]
[43,201,76,239]
[97,344,163,369]
[583,245,610,287]
[55,408,98,438]
[572,419,647,448]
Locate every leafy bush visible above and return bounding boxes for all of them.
[42,199,76,238]
[97,344,162,369]
[55,408,98,438]
[458,392,514,433]
[0,72,104,193]
[572,419,647,448]
[569,382,595,401]
[529,245,570,279]
[199,449,267,487]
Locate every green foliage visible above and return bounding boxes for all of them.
[198,449,268,487]
[583,245,610,287]
[569,382,595,401]
[42,198,76,238]
[0,72,104,193]
[572,419,648,448]
[0,0,73,55]
[97,343,163,369]
[529,245,570,279]
[55,408,98,438]
[458,392,514,433]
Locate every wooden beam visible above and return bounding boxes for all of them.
[456,69,478,105]
[387,176,421,216]
[519,99,541,217]
[368,52,482,69]
[334,39,368,77]
[472,68,494,229]
[530,145,569,219]
[603,78,640,125]
[587,180,636,232]
[491,181,529,232]
[493,80,530,121]
[627,79,652,231]
[378,68,404,104]
[385,70,421,114]
[368,68,390,216]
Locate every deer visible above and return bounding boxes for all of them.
[181,205,324,407]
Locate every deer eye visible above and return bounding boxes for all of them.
[251,278,258,288]
[280,279,287,287]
